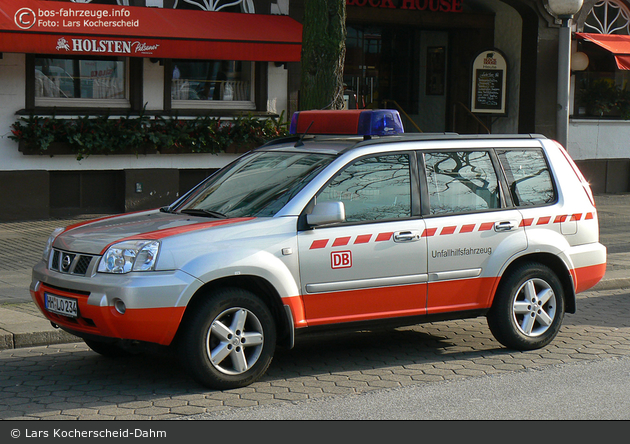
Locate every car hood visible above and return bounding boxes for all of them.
[52,210,257,255]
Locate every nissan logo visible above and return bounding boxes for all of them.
[61,254,72,271]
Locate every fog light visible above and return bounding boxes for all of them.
[114,299,126,315]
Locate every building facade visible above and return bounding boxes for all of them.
[0,0,628,221]
[0,0,301,220]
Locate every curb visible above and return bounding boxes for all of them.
[0,305,80,350]
[591,277,630,291]
[0,328,79,350]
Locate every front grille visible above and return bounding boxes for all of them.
[74,255,92,275]
[50,249,97,276]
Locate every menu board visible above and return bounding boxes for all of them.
[471,50,507,115]
[474,70,503,110]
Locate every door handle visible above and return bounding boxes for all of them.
[394,231,420,242]
[494,221,516,232]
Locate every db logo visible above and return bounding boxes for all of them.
[331,251,352,269]
[15,8,36,30]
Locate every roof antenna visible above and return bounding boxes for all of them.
[294,121,314,148]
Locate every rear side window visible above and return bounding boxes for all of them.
[498,149,556,207]
[424,151,500,215]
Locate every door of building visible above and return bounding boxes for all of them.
[344,25,449,133]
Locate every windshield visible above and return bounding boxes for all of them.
[174,150,335,218]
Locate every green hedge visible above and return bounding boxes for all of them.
[9,113,289,160]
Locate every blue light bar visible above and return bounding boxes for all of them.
[358,109,405,136]
[289,109,404,136]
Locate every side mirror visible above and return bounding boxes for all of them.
[306,202,346,227]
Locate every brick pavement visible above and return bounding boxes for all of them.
[0,286,628,420]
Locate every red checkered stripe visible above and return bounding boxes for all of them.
[519,212,594,227]
[308,212,595,250]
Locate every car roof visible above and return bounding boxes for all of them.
[257,133,549,156]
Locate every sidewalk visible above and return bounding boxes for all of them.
[1,194,629,350]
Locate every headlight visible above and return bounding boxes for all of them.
[98,240,160,274]
[43,228,65,262]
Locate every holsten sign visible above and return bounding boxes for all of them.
[56,37,160,55]
[346,0,463,12]
[0,0,304,62]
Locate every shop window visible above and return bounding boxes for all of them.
[33,56,129,108]
[574,0,630,118]
[170,60,255,110]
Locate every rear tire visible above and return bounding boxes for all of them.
[487,262,565,350]
[178,287,276,390]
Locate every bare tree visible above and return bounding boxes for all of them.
[300,0,346,110]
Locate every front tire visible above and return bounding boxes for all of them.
[487,262,565,350]
[178,288,276,390]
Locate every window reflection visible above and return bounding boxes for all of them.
[171,60,252,102]
[425,151,499,215]
[318,154,411,222]
[498,149,555,207]
[179,152,334,218]
[35,56,126,100]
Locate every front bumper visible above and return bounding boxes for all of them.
[30,260,203,346]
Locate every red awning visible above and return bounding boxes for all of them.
[575,33,630,70]
[616,55,630,70]
[0,0,302,61]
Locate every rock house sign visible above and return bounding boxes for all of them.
[346,0,464,13]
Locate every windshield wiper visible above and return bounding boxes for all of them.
[179,208,228,219]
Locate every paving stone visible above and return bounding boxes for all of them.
[222,398,259,408]
[77,415,116,420]
[134,406,171,417]
[319,386,357,395]
[240,392,278,402]
[187,399,224,409]
[152,399,189,409]
[366,379,403,389]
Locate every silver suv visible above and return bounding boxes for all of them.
[31,110,606,389]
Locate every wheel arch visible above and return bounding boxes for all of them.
[175,275,294,349]
[497,252,576,314]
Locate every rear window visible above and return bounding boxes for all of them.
[497,149,556,207]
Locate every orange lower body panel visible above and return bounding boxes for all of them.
[31,284,185,346]
[299,277,501,327]
[301,283,427,326]
[571,263,607,294]
[426,276,500,314]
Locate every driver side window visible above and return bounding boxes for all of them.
[317,154,412,223]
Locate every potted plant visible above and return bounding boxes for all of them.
[578,78,619,117]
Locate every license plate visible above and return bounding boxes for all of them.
[44,293,78,318]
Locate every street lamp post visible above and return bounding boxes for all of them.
[547,0,584,149]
